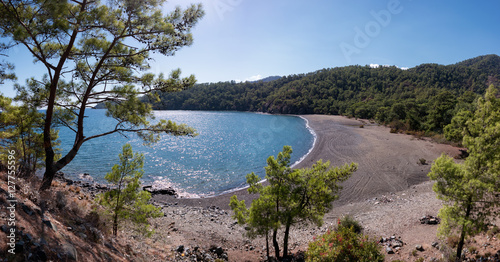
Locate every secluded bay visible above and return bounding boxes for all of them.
[57,110,315,197]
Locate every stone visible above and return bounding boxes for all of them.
[0,224,8,233]
[420,215,440,224]
[24,233,33,242]
[15,241,24,253]
[143,185,178,196]
[210,246,224,256]
[204,253,213,260]
[392,241,402,248]
[176,245,185,253]
[432,242,439,248]
[63,243,78,260]
[39,237,48,246]
[105,241,119,253]
[21,203,34,216]
[42,219,57,232]
[386,247,394,254]
[416,244,424,251]
[33,246,48,261]
[79,173,93,181]
[95,184,108,190]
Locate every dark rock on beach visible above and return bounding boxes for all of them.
[143,185,178,197]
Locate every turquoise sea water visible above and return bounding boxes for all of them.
[57,110,315,197]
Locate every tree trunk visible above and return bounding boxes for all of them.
[40,145,82,190]
[283,220,292,258]
[456,201,472,260]
[273,228,280,259]
[266,231,270,260]
[40,159,55,190]
[39,3,84,191]
[113,212,118,237]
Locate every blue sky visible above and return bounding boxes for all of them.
[2,0,500,98]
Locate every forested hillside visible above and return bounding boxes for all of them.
[147,55,500,133]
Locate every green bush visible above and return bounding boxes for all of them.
[338,215,363,234]
[306,226,384,262]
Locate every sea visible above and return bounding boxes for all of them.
[56,110,315,197]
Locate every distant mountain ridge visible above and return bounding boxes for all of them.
[250,76,281,83]
[146,54,499,133]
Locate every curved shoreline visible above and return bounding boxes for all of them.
[152,115,461,209]
[206,114,318,198]
[291,115,318,168]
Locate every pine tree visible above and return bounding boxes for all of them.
[0,94,60,175]
[0,0,203,190]
[97,144,162,237]
[230,146,357,259]
[428,85,500,260]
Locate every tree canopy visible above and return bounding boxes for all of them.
[0,0,204,190]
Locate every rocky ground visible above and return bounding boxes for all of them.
[1,169,499,261]
[1,115,500,261]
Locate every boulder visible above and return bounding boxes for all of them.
[420,215,440,224]
[62,243,77,261]
[143,185,178,197]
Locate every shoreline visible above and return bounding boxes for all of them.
[152,114,461,209]
[291,115,318,169]
[206,114,319,199]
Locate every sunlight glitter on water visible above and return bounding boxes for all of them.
[57,110,314,197]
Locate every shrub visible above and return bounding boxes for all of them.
[338,215,363,234]
[306,226,384,262]
[68,197,88,217]
[55,191,68,210]
[487,225,499,237]
[418,158,427,165]
[97,144,162,237]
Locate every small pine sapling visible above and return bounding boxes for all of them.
[97,144,162,237]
